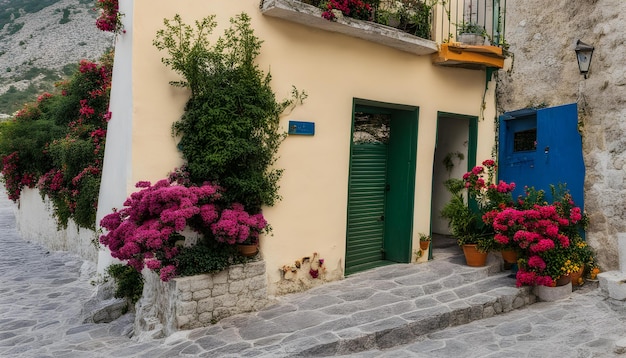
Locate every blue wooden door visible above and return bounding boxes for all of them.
[498,103,584,208]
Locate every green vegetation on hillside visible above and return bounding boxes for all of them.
[0,0,62,30]
[0,67,61,115]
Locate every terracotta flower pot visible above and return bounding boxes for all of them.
[501,249,517,264]
[237,244,259,257]
[555,274,571,287]
[570,265,585,286]
[420,240,431,250]
[462,244,488,267]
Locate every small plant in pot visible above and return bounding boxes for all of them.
[440,177,494,266]
[456,21,486,45]
[419,233,431,250]
[375,0,437,39]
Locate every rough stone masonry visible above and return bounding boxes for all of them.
[497,0,626,271]
[134,260,269,339]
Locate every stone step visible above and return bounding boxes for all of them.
[181,255,535,357]
[278,274,534,356]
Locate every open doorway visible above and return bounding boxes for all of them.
[430,113,477,257]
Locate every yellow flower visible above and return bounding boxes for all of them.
[560,260,580,275]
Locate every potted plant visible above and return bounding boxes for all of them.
[440,177,494,267]
[456,21,486,45]
[375,0,437,39]
[237,239,259,257]
[441,159,515,267]
[419,233,431,250]
[569,236,596,286]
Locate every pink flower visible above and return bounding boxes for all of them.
[146,259,161,270]
[535,275,555,287]
[98,178,270,282]
[545,225,559,238]
[159,265,177,281]
[570,207,582,222]
[471,166,484,175]
[527,255,546,270]
[496,180,515,193]
[199,204,219,225]
[515,270,536,287]
[100,211,122,230]
[530,239,555,253]
[494,233,510,245]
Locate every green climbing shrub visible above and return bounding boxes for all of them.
[154,13,305,213]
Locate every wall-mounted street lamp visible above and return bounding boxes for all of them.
[575,40,594,79]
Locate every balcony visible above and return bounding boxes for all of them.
[260,0,439,56]
[431,0,507,69]
[261,0,506,70]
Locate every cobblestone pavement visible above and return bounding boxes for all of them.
[2,190,626,357]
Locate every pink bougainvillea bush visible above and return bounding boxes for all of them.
[0,53,113,230]
[488,187,586,287]
[321,0,373,21]
[95,0,124,34]
[99,173,267,281]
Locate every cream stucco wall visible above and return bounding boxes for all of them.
[100,0,497,291]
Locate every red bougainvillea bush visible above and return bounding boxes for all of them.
[99,172,268,281]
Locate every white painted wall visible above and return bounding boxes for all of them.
[15,188,98,262]
[431,116,470,235]
[96,0,140,273]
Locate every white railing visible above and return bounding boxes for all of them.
[433,0,506,46]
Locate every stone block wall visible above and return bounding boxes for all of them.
[135,260,269,338]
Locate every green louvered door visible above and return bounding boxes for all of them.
[345,104,417,275]
[346,142,388,274]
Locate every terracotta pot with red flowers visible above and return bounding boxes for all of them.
[440,159,512,267]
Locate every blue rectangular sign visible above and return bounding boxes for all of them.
[288,121,315,136]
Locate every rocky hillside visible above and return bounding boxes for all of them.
[0,0,113,118]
